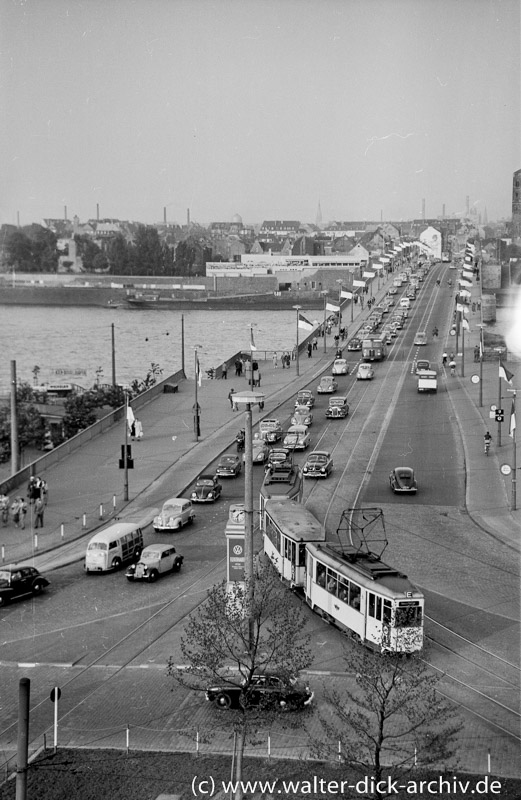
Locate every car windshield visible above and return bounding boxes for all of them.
[285,434,298,444]
[197,479,214,487]
[140,550,160,562]
[308,454,326,463]
[220,456,236,464]
[163,503,182,514]
[398,471,413,481]
[88,542,107,551]
[329,398,345,406]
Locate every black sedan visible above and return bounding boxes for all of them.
[0,566,50,606]
[216,453,242,478]
[389,467,418,494]
[206,673,314,711]
[347,337,362,351]
[191,474,223,503]
[303,450,333,478]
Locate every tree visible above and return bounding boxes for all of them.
[313,644,462,799]
[128,362,163,396]
[132,225,164,274]
[106,234,132,275]
[74,235,103,272]
[62,394,98,438]
[167,562,313,800]
[0,383,47,461]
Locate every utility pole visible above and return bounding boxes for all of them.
[11,360,19,475]
[111,323,116,386]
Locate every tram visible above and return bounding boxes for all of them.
[262,498,424,654]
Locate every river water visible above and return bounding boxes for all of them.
[0,305,323,392]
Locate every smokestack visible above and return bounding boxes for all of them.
[97,203,100,221]
[17,211,20,228]
[442,204,445,219]
[466,196,470,217]
[187,208,190,226]
[64,205,68,221]
[422,199,425,220]
[163,206,167,224]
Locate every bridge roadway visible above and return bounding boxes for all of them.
[0,266,520,780]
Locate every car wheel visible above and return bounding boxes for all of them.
[112,557,122,570]
[215,692,232,709]
[32,581,44,595]
[0,595,8,607]
[188,515,194,525]
[148,570,159,583]
[153,528,160,533]
[174,561,182,572]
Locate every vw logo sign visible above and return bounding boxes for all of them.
[233,545,243,555]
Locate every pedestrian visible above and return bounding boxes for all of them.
[130,420,136,440]
[474,345,480,362]
[307,342,313,358]
[0,494,9,526]
[221,362,228,379]
[449,352,454,362]
[312,336,318,350]
[477,300,481,311]
[442,352,448,366]
[272,352,278,368]
[134,418,143,441]
[252,360,259,386]
[449,360,456,376]
[472,302,476,313]
[228,388,236,410]
[234,358,242,377]
[334,335,340,348]
[34,496,44,528]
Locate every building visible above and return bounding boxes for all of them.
[512,168,521,242]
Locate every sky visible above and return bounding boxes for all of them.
[1,0,520,227]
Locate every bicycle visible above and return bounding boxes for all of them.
[484,436,492,455]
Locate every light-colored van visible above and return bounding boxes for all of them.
[399,298,410,309]
[85,522,143,573]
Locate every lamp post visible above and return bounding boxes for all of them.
[194,345,202,441]
[232,389,265,651]
[336,280,343,335]
[293,305,301,376]
[320,291,328,353]
[477,324,484,407]
[124,392,129,501]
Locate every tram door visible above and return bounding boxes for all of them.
[282,535,296,583]
[366,592,392,648]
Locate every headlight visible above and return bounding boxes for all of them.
[303,467,308,472]
[191,493,196,499]
[208,492,214,498]
[320,468,326,473]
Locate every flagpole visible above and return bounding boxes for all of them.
[293,305,301,377]
[512,392,517,511]
[478,325,483,407]
[498,357,502,448]
[461,323,465,378]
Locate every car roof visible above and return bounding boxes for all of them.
[394,467,414,475]
[163,497,190,505]
[308,450,330,458]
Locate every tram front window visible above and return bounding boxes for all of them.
[395,604,422,628]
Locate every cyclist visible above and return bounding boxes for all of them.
[484,431,492,454]
[449,360,456,376]
[442,352,448,366]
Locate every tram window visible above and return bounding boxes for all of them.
[349,583,361,610]
[368,593,375,617]
[395,604,422,628]
[266,521,281,552]
[326,569,338,596]
[383,599,392,624]
[298,543,306,567]
[316,563,326,587]
[376,596,382,620]
[338,577,349,603]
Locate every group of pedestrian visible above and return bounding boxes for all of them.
[281,351,291,369]
[474,345,481,362]
[0,475,49,530]
[129,418,143,441]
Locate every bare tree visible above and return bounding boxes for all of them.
[167,562,313,800]
[313,642,462,800]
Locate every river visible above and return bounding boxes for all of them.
[0,305,323,393]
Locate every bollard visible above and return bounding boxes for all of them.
[268,733,271,759]
[34,533,38,551]
[61,523,64,539]
[487,749,491,774]
[1,544,4,564]
[112,494,116,511]
[338,740,342,762]
[82,513,86,528]
[196,729,199,755]
[126,725,130,755]
[99,504,103,520]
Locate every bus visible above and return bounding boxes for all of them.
[85,522,143,573]
[362,336,387,362]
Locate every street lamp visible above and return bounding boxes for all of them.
[336,280,343,335]
[477,324,484,407]
[320,291,328,353]
[232,389,265,651]
[194,345,202,441]
[293,305,301,376]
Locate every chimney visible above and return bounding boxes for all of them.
[96,203,100,221]
[466,195,470,217]
[442,204,445,219]
[422,199,425,220]
[64,205,68,221]
[187,208,190,226]
[164,206,167,224]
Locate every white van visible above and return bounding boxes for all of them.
[85,522,143,573]
[399,298,410,309]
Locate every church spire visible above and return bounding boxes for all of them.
[316,200,322,227]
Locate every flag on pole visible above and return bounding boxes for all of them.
[126,404,135,426]
[250,327,257,351]
[341,290,353,299]
[509,399,516,438]
[353,279,366,287]
[326,303,339,313]
[456,303,468,313]
[298,312,314,331]
[196,354,202,387]
[462,318,470,331]
[458,289,471,298]
[462,270,474,280]
[499,360,514,385]
[458,279,472,288]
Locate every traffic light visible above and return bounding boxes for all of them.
[495,408,504,422]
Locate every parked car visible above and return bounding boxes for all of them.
[191,474,222,503]
[357,363,375,380]
[248,437,270,464]
[331,358,349,376]
[258,419,283,443]
[414,331,428,346]
[216,453,242,478]
[153,498,195,532]
[347,337,362,351]
[389,467,418,494]
[291,405,313,427]
[317,376,338,394]
[325,396,349,418]
[0,566,49,606]
[125,544,183,582]
[294,389,315,409]
[283,425,310,450]
[303,450,333,478]
[206,672,314,711]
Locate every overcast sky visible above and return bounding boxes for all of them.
[1,0,519,227]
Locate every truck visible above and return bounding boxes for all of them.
[417,370,438,393]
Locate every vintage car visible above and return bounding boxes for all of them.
[347,337,362,351]
[388,286,398,295]
[265,447,292,472]
[283,425,310,450]
[125,544,183,582]
[153,497,195,532]
[294,389,315,409]
[258,419,283,443]
[415,359,431,375]
[216,453,242,478]
[325,396,349,418]
[303,450,333,478]
[331,358,349,376]
[389,467,418,494]
[191,474,222,503]
[206,672,314,711]
[0,566,50,606]
[357,363,375,380]
[414,331,428,346]
[291,405,313,427]
[247,437,270,464]
[317,376,338,394]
